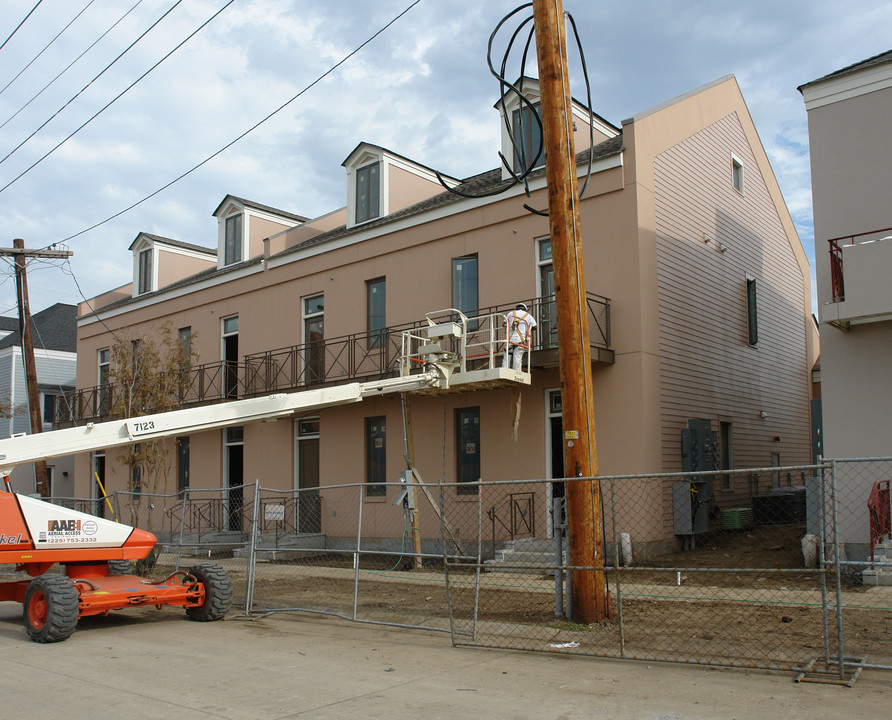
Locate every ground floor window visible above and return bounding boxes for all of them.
[456,407,480,495]
[366,416,386,496]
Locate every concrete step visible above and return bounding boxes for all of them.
[861,567,892,586]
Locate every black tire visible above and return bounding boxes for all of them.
[23,575,80,643]
[107,560,133,575]
[186,564,232,622]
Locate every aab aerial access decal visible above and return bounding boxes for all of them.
[17,494,133,549]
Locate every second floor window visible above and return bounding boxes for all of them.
[224,214,243,266]
[356,162,380,224]
[98,348,110,386]
[367,278,386,348]
[137,248,152,294]
[452,255,478,323]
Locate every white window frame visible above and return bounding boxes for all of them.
[223,213,244,266]
[731,154,744,195]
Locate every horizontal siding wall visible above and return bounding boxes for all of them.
[654,113,811,535]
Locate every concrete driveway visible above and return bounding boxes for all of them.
[0,603,887,719]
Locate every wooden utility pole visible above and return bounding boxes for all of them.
[531,0,607,623]
[4,240,72,497]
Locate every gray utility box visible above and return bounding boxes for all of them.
[673,480,714,535]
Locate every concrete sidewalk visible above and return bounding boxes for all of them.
[0,603,887,720]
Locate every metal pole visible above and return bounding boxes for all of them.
[532,0,607,623]
[245,481,261,614]
[829,460,846,680]
[553,495,563,617]
[352,484,364,621]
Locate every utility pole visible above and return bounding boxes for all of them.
[3,240,72,497]
[531,0,608,623]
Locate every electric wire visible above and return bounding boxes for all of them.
[0,0,96,99]
[1,0,146,131]
[0,1,44,54]
[0,0,185,168]
[434,3,597,217]
[49,0,425,248]
[61,257,121,342]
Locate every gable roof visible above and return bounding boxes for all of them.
[0,303,77,352]
[128,232,216,255]
[799,49,892,90]
[0,316,19,334]
[212,194,309,224]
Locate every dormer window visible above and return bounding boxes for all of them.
[137,248,153,295]
[224,213,243,266]
[356,162,380,224]
[512,102,543,173]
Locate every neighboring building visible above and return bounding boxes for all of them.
[800,49,892,552]
[0,303,77,497]
[71,75,815,553]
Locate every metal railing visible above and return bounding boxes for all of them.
[58,293,611,424]
[827,226,892,303]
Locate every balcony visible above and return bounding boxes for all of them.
[825,228,892,328]
[59,293,612,425]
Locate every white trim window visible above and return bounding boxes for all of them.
[137,247,153,295]
[731,154,744,195]
[355,162,380,224]
[224,213,243,266]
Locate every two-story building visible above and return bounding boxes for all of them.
[800,49,892,555]
[0,303,77,497]
[70,75,815,553]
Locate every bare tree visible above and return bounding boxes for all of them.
[107,322,196,522]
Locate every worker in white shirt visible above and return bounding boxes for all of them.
[503,303,537,371]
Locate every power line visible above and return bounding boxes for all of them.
[1,0,146,131]
[0,0,44,54]
[0,0,96,99]
[0,0,185,168]
[0,0,234,194]
[54,0,425,247]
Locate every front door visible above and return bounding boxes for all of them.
[225,427,244,531]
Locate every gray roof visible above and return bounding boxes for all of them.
[129,232,216,255]
[93,134,624,314]
[0,316,19,333]
[212,194,309,224]
[799,49,892,90]
[0,303,77,352]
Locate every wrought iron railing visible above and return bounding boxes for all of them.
[59,293,611,424]
[487,491,536,558]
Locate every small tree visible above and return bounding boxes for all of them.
[107,322,197,519]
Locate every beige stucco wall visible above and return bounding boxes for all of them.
[71,76,812,548]
[156,249,216,289]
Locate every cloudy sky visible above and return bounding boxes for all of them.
[0,0,889,316]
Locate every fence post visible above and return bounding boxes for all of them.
[245,481,261,614]
[829,459,846,680]
[352,484,364,621]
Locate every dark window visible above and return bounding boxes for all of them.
[356,162,380,224]
[177,437,190,493]
[303,295,324,383]
[452,255,478,325]
[224,214,243,266]
[366,416,386,496]
[746,276,758,346]
[137,248,152,294]
[42,394,55,425]
[131,443,142,496]
[367,278,386,348]
[456,407,480,495]
[512,102,543,174]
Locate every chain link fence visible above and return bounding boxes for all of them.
[9,459,889,680]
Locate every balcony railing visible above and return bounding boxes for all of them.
[59,293,611,425]
[828,227,892,303]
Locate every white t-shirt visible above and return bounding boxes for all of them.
[505,309,537,347]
